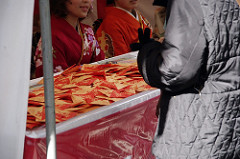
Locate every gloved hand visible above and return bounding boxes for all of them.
[136,28,163,88]
[130,28,154,51]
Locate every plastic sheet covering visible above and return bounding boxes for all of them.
[24,94,159,159]
[24,52,160,158]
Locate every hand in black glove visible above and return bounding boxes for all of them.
[130,28,154,51]
[137,28,163,87]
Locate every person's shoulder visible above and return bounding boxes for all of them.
[102,8,129,25]
[105,7,130,19]
[51,15,65,25]
[51,17,72,41]
[51,15,68,34]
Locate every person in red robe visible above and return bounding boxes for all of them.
[34,0,105,78]
[95,0,152,58]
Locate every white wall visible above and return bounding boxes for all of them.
[0,0,34,159]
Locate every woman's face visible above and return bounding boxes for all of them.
[115,0,139,12]
[66,0,92,18]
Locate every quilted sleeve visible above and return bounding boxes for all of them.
[138,0,207,93]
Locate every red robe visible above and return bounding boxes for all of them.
[34,16,105,78]
[95,7,152,58]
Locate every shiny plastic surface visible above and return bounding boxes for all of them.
[24,96,159,159]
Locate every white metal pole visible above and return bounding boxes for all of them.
[39,0,57,158]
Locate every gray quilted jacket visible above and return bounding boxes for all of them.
[137,0,240,158]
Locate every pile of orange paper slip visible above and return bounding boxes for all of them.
[27,62,155,129]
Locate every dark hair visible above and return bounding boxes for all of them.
[107,0,115,5]
[92,18,103,34]
[50,0,68,18]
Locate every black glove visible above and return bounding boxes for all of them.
[137,28,164,88]
[130,28,154,51]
